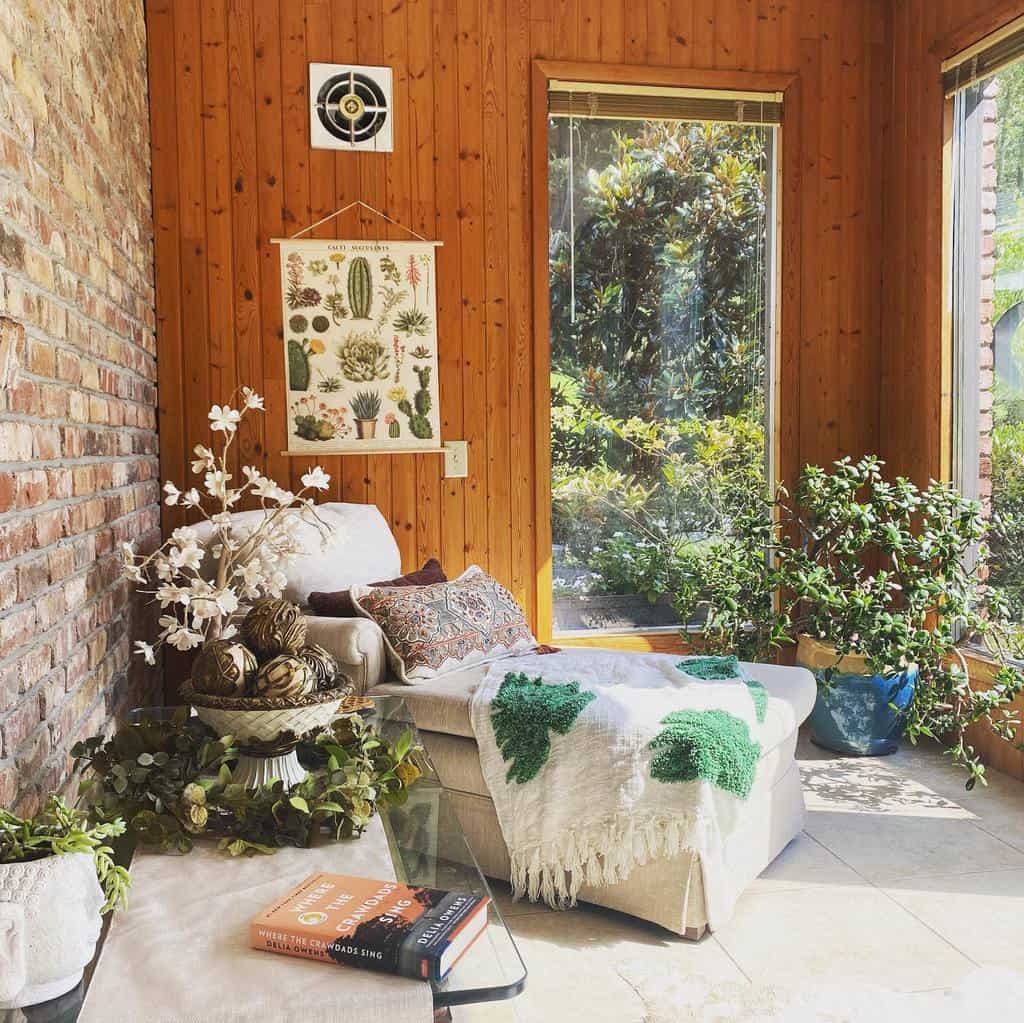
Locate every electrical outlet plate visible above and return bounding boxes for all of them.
[443,440,468,479]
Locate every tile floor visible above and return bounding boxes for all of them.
[452,730,1024,1021]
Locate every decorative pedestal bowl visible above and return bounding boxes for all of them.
[180,682,343,788]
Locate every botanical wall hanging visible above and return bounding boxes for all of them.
[275,216,442,453]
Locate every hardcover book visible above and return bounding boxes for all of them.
[251,873,490,983]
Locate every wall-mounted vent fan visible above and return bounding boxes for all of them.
[309,63,393,152]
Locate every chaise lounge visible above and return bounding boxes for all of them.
[299,505,817,938]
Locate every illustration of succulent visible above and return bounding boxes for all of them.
[387,385,407,404]
[289,314,308,333]
[385,412,400,438]
[323,274,348,324]
[393,308,432,337]
[391,336,406,383]
[291,395,351,441]
[287,337,326,392]
[350,390,382,439]
[348,256,373,319]
[379,255,402,284]
[316,371,343,393]
[336,331,389,382]
[405,254,422,307]
[396,364,433,439]
[311,314,330,332]
[410,344,432,359]
[308,259,328,275]
[285,253,322,309]
[375,285,407,333]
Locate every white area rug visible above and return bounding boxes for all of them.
[628,967,1024,1023]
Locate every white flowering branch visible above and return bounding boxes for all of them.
[123,387,332,663]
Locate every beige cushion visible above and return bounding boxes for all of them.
[370,656,818,751]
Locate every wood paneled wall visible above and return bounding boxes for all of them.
[881,0,1024,484]
[147,0,889,634]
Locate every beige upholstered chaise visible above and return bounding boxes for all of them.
[212,501,815,938]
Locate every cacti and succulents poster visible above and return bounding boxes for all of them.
[276,238,441,452]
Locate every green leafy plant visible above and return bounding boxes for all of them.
[73,709,423,856]
[674,456,1024,786]
[349,389,382,421]
[0,797,130,913]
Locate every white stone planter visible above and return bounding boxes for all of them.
[0,851,104,1008]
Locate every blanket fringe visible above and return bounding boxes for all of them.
[509,812,713,909]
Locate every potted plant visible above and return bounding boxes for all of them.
[0,797,129,1007]
[676,457,1024,786]
[349,389,382,439]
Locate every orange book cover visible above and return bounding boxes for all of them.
[250,873,489,982]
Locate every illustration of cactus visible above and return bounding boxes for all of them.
[324,274,348,324]
[350,390,382,439]
[396,365,434,439]
[289,314,308,333]
[385,412,400,438]
[286,337,325,392]
[392,336,405,383]
[348,257,373,319]
[380,255,402,284]
[410,344,432,359]
[291,395,350,441]
[393,308,432,337]
[311,315,329,332]
[336,332,389,382]
[405,254,422,307]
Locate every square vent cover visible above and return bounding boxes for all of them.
[309,63,393,152]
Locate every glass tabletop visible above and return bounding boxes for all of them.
[5,696,526,1021]
[373,696,527,1008]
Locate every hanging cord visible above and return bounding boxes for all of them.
[287,199,431,242]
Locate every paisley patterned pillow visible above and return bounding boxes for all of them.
[350,566,537,682]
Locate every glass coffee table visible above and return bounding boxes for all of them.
[6,696,526,1023]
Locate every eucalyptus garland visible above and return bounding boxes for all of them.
[72,709,422,857]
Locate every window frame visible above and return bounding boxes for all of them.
[530,60,799,647]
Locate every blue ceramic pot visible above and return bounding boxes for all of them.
[797,637,917,756]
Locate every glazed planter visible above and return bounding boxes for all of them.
[0,851,104,1008]
[797,635,918,756]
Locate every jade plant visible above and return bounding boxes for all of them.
[0,797,130,912]
[674,456,1024,786]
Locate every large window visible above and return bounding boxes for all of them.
[546,84,779,635]
[950,35,1024,627]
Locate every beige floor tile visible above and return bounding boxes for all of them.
[489,879,554,919]
[713,885,975,992]
[747,830,866,893]
[803,808,1024,881]
[882,868,1024,967]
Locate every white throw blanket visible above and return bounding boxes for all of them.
[468,648,771,928]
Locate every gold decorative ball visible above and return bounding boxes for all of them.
[242,598,308,658]
[255,654,315,699]
[191,640,258,696]
[298,643,340,691]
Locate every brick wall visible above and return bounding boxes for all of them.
[0,0,159,815]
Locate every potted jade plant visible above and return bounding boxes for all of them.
[676,456,1024,786]
[0,797,129,1008]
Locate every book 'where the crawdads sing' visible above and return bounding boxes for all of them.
[250,873,490,983]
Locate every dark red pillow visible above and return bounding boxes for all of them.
[308,559,447,617]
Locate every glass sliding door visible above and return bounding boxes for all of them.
[546,86,779,635]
